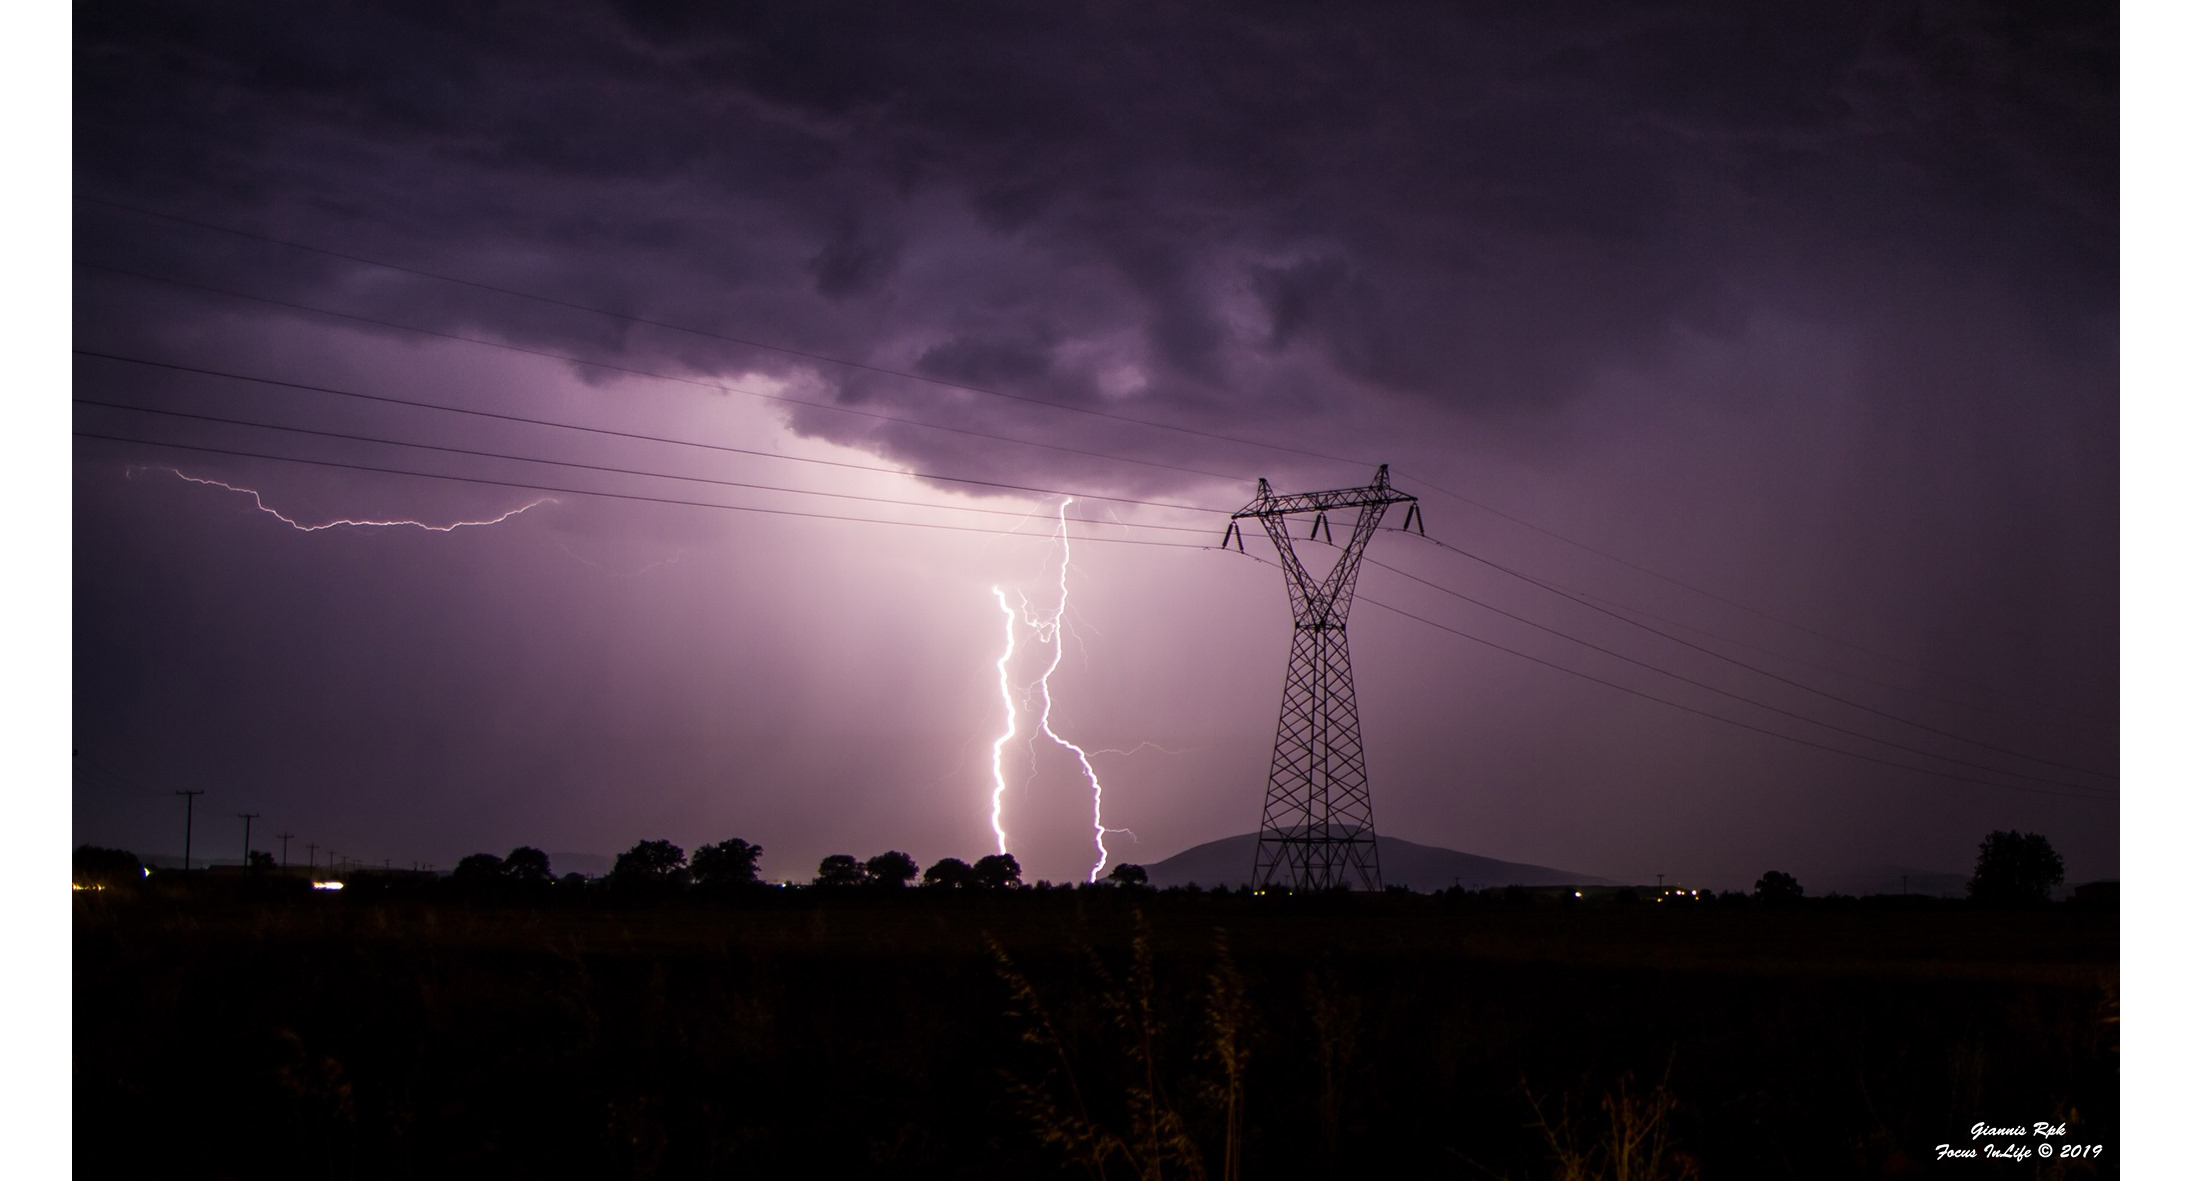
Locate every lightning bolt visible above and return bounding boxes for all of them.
[983,498,1127,881]
[988,584,1021,856]
[134,467,553,531]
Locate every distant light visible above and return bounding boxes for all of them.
[141,867,150,878]
[72,883,104,892]
[312,880,344,891]
[1574,891,1582,898]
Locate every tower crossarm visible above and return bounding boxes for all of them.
[1231,464,1418,520]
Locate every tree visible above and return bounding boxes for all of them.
[1969,830,2064,904]
[502,846,554,887]
[1106,862,1149,888]
[451,852,506,887]
[1754,871,1804,903]
[691,838,765,889]
[247,849,276,873]
[922,857,974,889]
[609,839,689,889]
[972,852,1023,889]
[74,845,143,889]
[865,850,919,888]
[815,853,866,887]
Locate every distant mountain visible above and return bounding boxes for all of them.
[548,851,613,879]
[1144,832,1615,893]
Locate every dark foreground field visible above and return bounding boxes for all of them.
[74,887,2117,1179]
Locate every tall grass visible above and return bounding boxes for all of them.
[1522,1063,1696,1180]
[990,914,1251,1179]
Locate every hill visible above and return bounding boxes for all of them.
[1143,831,1615,892]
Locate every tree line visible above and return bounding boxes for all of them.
[73,828,2064,903]
[445,838,1154,895]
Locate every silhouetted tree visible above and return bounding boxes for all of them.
[1107,862,1149,888]
[1968,830,2065,904]
[972,852,1023,889]
[865,850,919,888]
[609,839,689,889]
[452,852,506,887]
[691,838,765,889]
[74,845,143,888]
[247,849,276,873]
[815,853,866,887]
[502,846,554,887]
[1754,871,1804,903]
[922,857,974,889]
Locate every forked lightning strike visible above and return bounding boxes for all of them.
[137,467,553,531]
[983,498,1126,881]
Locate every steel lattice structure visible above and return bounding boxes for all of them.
[1223,465,1421,890]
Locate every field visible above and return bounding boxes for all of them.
[73,887,2118,1179]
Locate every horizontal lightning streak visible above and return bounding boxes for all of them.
[136,467,553,531]
[1089,741,1197,758]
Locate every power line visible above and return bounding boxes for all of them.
[74,396,1222,539]
[78,197,1382,471]
[80,199,2103,707]
[81,342,2109,786]
[1222,548,2108,802]
[72,430,1216,550]
[1404,534,2118,781]
[74,346,1235,514]
[1521,558,2086,727]
[1395,468,2102,708]
[81,374,2090,789]
[1361,554,2115,797]
[73,264,1260,487]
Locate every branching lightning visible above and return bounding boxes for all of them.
[983,498,1128,881]
[135,467,553,531]
[1089,741,1195,758]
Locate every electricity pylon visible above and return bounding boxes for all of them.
[1223,464,1421,890]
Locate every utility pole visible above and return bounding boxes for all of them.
[278,832,294,868]
[174,790,203,871]
[1225,465,1421,891]
[239,813,260,867]
[305,842,320,872]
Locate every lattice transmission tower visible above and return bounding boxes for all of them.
[1222,465,1422,890]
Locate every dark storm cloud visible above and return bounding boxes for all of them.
[74,0,2114,494]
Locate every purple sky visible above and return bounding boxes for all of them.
[69,0,2118,888]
